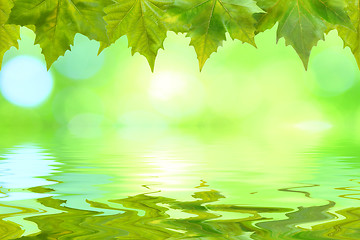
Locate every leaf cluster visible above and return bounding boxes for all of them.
[0,0,359,71]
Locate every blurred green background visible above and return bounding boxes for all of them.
[0,27,359,141]
[2,27,360,240]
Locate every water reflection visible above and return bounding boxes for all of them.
[0,134,359,239]
[0,145,60,198]
[0,144,61,238]
[15,181,293,239]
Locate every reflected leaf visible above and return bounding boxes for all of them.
[18,182,293,239]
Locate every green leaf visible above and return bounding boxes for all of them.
[167,0,262,70]
[7,0,111,69]
[0,0,20,70]
[309,0,352,27]
[256,0,352,69]
[0,0,356,71]
[103,0,174,71]
[338,0,360,68]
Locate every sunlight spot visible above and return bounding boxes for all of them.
[0,144,61,191]
[149,71,187,100]
[0,56,53,107]
[149,71,204,118]
[294,121,333,133]
[143,151,194,185]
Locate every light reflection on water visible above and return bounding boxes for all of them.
[0,133,359,239]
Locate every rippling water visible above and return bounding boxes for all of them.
[0,131,360,239]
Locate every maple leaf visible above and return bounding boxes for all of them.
[167,0,262,70]
[0,0,357,71]
[7,0,112,69]
[0,0,20,70]
[256,0,352,69]
[103,0,174,71]
[338,0,360,68]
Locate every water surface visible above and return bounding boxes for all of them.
[0,131,359,239]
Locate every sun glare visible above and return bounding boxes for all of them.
[0,56,53,107]
[149,71,205,118]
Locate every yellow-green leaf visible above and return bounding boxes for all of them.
[7,0,111,69]
[338,0,360,69]
[167,0,262,70]
[103,0,174,71]
[256,0,352,69]
[0,0,20,69]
